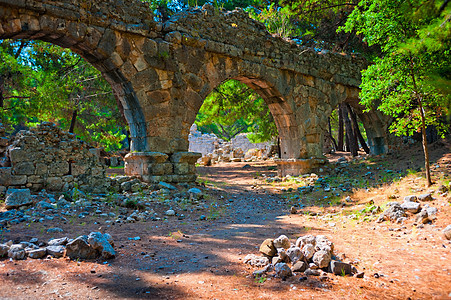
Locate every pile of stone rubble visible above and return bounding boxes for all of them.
[377,193,439,225]
[188,124,276,166]
[244,234,363,280]
[0,231,115,261]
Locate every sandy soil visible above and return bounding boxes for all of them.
[0,140,450,299]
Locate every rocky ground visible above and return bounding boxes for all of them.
[0,139,450,299]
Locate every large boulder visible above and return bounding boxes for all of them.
[275,262,292,279]
[273,235,291,249]
[5,189,32,209]
[87,232,115,259]
[66,235,98,259]
[259,239,277,257]
[312,250,332,268]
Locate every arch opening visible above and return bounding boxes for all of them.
[187,76,302,164]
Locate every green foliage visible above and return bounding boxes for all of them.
[0,40,126,150]
[196,79,278,142]
[248,3,301,38]
[341,0,450,137]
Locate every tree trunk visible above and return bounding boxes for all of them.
[419,102,432,186]
[410,59,432,187]
[69,109,77,133]
[346,104,370,154]
[337,105,344,151]
[342,104,358,156]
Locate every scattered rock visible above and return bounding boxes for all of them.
[354,271,365,278]
[47,227,64,234]
[66,236,98,259]
[330,260,352,275]
[304,268,320,276]
[291,261,307,272]
[252,264,273,277]
[417,193,433,201]
[377,202,406,223]
[244,254,269,267]
[302,244,315,260]
[275,262,292,279]
[5,189,32,209]
[159,182,176,190]
[46,245,65,258]
[296,235,316,248]
[273,235,290,249]
[8,244,26,260]
[165,209,176,216]
[0,243,10,257]
[286,247,303,264]
[259,239,277,257]
[403,195,418,202]
[87,232,115,259]
[312,250,332,268]
[28,248,47,259]
[415,209,431,224]
[444,225,451,240]
[401,201,421,214]
[48,237,68,246]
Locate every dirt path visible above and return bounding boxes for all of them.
[1,144,451,299]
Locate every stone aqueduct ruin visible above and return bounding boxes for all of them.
[0,0,390,183]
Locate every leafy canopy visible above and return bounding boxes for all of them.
[0,40,126,151]
[340,0,450,137]
[196,80,278,142]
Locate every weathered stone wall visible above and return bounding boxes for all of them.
[188,124,273,163]
[188,124,219,156]
[0,123,109,193]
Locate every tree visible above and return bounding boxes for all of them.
[341,0,450,186]
[0,40,127,151]
[196,80,278,142]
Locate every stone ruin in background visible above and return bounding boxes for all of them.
[188,124,277,166]
[0,123,110,194]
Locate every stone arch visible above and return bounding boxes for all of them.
[0,12,147,152]
[181,59,302,160]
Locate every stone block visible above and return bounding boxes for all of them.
[13,161,35,175]
[71,162,88,176]
[0,167,27,186]
[5,188,32,209]
[9,148,27,163]
[173,163,190,175]
[35,163,48,175]
[28,175,43,184]
[49,161,69,175]
[46,177,63,191]
[146,163,173,176]
[170,152,202,164]
[0,167,12,185]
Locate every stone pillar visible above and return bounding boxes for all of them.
[124,151,201,183]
